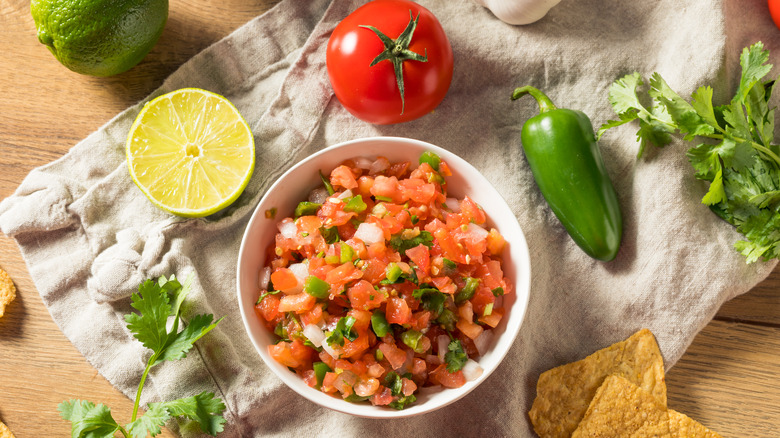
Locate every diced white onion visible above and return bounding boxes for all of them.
[437,335,450,362]
[278,221,297,239]
[465,223,489,240]
[354,222,384,245]
[288,262,309,282]
[337,189,353,200]
[321,340,338,359]
[258,267,271,290]
[309,187,329,204]
[444,198,460,212]
[303,324,326,348]
[354,157,373,169]
[494,295,503,309]
[462,359,484,382]
[369,157,390,174]
[473,330,494,356]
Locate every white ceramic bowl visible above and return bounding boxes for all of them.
[236,136,531,418]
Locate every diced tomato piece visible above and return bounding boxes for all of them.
[347,280,385,311]
[386,161,410,178]
[297,215,323,234]
[368,363,386,378]
[460,196,486,224]
[290,338,315,367]
[378,342,408,370]
[470,286,495,317]
[370,386,394,406]
[268,341,301,368]
[356,175,375,197]
[303,369,317,388]
[317,200,356,227]
[278,293,316,314]
[401,377,417,396]
[486,228,506,255]
[325,262,363,285]
[479,307,503,328]
[255,294,280,322]
[361,258,388,283]
[354,378,381,397]
[456,318,484,340]
[399,178,436,203]
[430,364,466,388]
[433,228,467,264]
[405,244,431,276]
[386,297,412,325]
[271,268,298,291]
[330,165,359,189]
[319,351,337,369]
[370,175,404,203]
[411,358,427,378]
[410,310,432,332]
[321,372,339,393]
[301,303,324,326]
[430,276,456,295]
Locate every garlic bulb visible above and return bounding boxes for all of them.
[473,0,562,25]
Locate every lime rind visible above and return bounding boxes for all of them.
[126,88,255,218]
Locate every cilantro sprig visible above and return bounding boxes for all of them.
[599,41,780,263]
[59,275,225,437]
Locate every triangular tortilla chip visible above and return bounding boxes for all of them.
[529,328,666,438]
[0,419,16,438]
[0,268,16,318]
[669,410,723,438]
[572,375,671,438]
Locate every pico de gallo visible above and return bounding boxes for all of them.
[254,151,512,409]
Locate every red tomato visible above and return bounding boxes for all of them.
[770,0,780,29]
[326,0,453,124]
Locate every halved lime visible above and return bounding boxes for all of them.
[126,88,255,217]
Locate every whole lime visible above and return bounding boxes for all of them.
[31,0,168,77]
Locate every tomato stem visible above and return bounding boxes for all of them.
[360,10,428,115]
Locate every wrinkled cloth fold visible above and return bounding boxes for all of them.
[1,0,777,436]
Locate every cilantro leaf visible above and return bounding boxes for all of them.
[125,279,173,353]
[735,41,773,104]
[125,404,170,438]
[59,400,121,438]
[444,339,468,373]
[412,287,446,316]
[154,313,222,366]
[649,73,715,139]
[601,42,780,263]
[326,316,358,347]
[154,392,227,436]
[387,230,434,253]
[61,275,226,438]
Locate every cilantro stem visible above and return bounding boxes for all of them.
[131,353,157,421]
[707,133,780,167]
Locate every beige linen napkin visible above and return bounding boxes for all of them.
[0,0,777,436]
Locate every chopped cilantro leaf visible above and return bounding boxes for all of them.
[387,230,434,253]
[444,339,468,373]
[326,316,358,347]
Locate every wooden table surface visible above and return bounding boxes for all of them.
[1,1,778,437]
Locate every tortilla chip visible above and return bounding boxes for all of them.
[0,268,16,318]
[529,329,667,438]
[0,419,15,438]
[668,410,723,438]
[572,375,671,438]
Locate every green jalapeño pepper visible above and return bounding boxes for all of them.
[512,85,623,261]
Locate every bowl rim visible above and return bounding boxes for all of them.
[236,136,531,418]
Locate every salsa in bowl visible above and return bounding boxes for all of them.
[236,137,531,418]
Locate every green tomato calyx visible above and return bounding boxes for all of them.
[360,11,429,115]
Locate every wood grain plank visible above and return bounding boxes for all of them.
[715,267,780,326]
[666,321,780,437]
